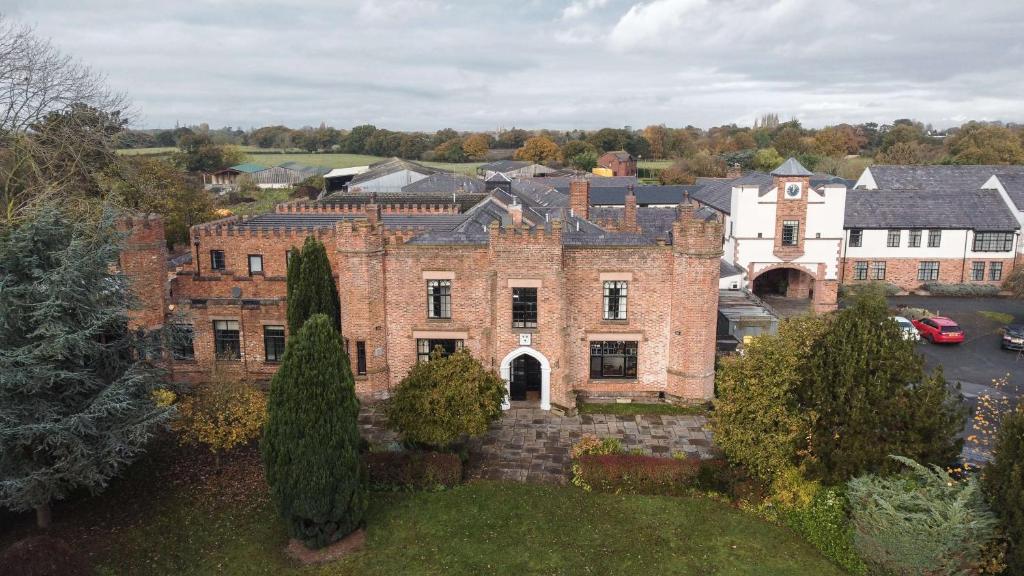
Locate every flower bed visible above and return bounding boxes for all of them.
[364,451,462,491]
[574,454,701,496]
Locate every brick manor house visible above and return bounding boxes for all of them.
[119,158,1024,412]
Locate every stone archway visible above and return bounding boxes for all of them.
[751,264,818,316]
[499,346,551,411]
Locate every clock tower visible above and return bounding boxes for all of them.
[771,157,813,260]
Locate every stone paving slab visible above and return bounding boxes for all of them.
[358,406,715,486]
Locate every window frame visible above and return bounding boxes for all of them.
[781,220,800,246]
[871,261,886,280]
[589,340,638,380]
[927,229,942,248]
[973,232,1015,253]
[356,341,367,375]
[263,325,285,363]
[886,229,901,248]
[170,324,195,360]
[971,261,985,281]
[602,280,628,321]
[210,249,226,271]
[908,229,922,248]
[848,229,862,247]
[213,319,241,360]
[247,254,263,276]
[416,338,463,363]
[426,279,452,320]
[917,261,939,281]
[511,287,538,329]
[989,261,1004,281]
[853,261,868,280]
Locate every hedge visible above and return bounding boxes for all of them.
[575,454,701,496]
[364,451,462,491]
[920,283,1000,296]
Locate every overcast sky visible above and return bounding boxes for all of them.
[9,0,1024,131]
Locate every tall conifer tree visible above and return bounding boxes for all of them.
[0,207,171,527]
[287,236,340,333]
[262,314,366,548]
[285,246,304,334]
[802,285,964,483]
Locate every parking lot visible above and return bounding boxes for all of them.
[889,296,1024,398]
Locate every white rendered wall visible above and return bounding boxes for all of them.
[845,228,1016,260]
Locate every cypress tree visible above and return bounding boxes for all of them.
[0,206,172,528]
[802,285,964,483]
[287,236,341,333]
[285,246,304,334]
[262,314,366,548]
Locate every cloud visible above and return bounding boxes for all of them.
[7,0,1024,130]
[562,0,610,20]
[608,0,708,50]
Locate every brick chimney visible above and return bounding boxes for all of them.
[569,178,590,220]
[623,185,638,233]
[726,163,742,179]
[366,192,381,225]
[508,201,523,226]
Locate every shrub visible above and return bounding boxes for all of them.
[574,454,700,496]
[921,282,1001,296]
[173,372,267,466]
[0,536,91,576]
[692,459,764,501]
[385,349,506,449]
[364,451,462,491]
[783,488,866,575]
[262,314,366,549]
[848,456,999,576]
[570,434,624,459]
[712,314,825,482]
[984,406,1024,573]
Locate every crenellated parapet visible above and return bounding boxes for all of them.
[672,202,724,258]
[487,219,563,248]
[275,201,460,215]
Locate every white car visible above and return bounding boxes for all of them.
[892,316,921,341]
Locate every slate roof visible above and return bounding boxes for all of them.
[600,150,633,161]
[319,192,487,212]
[589,185,703,206]
[233,212,469,232]
[510,180,568,207]
[867,165,1024,191]
[538,175,640,195]
[401,172,485,194]
[478,160,531,173]
[844,188,1019,231]
[995,173,1024,210]
[771,157,813,176]
[690,179,734,213]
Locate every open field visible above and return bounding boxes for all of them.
[0,441,844,576]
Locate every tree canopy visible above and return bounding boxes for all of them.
[0,206,172,527]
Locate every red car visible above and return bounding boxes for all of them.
[912,316,965,344]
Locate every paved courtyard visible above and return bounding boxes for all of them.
[359,405,715,485]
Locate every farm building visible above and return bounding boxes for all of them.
[477,160,557,179]
[206,162,327,190]
[597,151,637,177]
[347,158,443,193]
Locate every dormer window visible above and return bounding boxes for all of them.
[784,182,802,199]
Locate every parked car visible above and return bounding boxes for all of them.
[912,316,965,344]
[891,316,920,341]
[1001,324,1024,351]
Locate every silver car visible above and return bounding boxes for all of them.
[892,316,920,341]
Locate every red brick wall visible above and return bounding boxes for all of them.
[841,257,1016,291]
[167,212,722,408]
[773,176,809,260]
[598,153,637,177]
[118,214,167,330]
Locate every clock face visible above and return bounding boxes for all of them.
[785,182,802,198]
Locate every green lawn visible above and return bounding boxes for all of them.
[243,152,483,175]
[92,482,843,576]
[578,401,708,416]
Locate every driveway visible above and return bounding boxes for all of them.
[889,296,1024,464]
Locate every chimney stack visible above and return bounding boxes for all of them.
[569,178,590,221]
[624,185,638,233]
[508,201,523,226]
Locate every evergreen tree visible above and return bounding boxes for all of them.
[285,246,304,334]
[802,285,965,483]
[288,236,340,333]
[984,406,1024,573]
[262,314,366,548]
[0,206,172,528]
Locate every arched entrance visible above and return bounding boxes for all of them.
[751,266,815,315]
[499,347,551,411]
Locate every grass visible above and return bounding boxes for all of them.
[117,146,178,156]
[978,310,1015,325]
[93,482,841,576]
[227,188,294,216]
[578,402,708,416]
